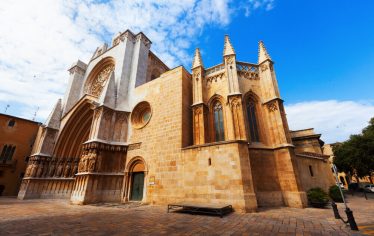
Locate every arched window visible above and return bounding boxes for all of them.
[7,146,16,161]
[213,101,225,142]
[0,145,16,162]
[246,98,260,142]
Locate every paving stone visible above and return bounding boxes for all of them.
[0,195,373,235]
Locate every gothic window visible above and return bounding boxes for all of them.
[0,145,16,163]
[8,146,16,161]
[246,98,260,142]
[213,101,225,142]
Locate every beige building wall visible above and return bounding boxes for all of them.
[291,130,336,192]
[0,114,39,196]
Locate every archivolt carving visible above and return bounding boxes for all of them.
[86,65,114,97]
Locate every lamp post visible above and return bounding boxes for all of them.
[332,164,358,231]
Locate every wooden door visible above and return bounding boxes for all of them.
[130,172,144,201]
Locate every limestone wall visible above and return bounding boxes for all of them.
[181,141,257,212]
[126,67,189,204]
[295,156,335,192]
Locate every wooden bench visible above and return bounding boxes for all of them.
[167,202,233,218]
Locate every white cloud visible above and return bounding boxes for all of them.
[286,100,374,144]
[0,0,272,121]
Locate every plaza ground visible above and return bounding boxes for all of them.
[0,194,373,235]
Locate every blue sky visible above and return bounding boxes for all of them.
[195,0,374,103]
[0,0,373,143]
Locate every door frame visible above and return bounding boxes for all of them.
[122,156,147,203]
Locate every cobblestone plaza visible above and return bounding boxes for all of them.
[1,195,373,235]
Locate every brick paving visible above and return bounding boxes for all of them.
[0,195,373,235]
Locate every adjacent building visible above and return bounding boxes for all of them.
[18,30,334,212]
[0,113,40,196]
[323,144,374,187]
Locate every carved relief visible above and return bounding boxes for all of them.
[55,160,64,177]
[88,150,97,172]
[237,71,259,80]
[25,164,32,177]
[128,143,141,151]
[206,72,224,84]
[63,161,71,177]
[225,56,235,65]
[260,64,268,72]
[267,101,278,112]
[48,158,57,177]
[193,72,201,81]
[30,163,37,177]
[36,163,44,177]
[86,65,114,97]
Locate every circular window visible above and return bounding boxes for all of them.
[131,102,152,129]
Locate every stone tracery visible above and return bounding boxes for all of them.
[85,65,114,97]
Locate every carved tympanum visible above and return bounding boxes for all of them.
[86,65,114,97]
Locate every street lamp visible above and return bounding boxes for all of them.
[332,164,358,231]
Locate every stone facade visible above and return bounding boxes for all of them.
[18,30,334,212]
[0,114,40,196]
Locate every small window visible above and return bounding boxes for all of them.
[208,158,212,166]
[309,165,314,177]
[8,119,15,127]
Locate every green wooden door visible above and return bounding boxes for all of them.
[130,172,144,201]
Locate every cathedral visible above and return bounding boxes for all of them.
[18,30,334,212]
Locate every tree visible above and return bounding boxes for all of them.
[333,117,374,184]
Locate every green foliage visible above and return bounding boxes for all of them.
[333,117,374,180]
[328,185,343,202]
[307,187,329,203]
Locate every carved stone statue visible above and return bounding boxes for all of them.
[55,161,63,177]
[36,163,44,177]
[63,163,71,177]
[48,160,56,177]
[25,164,32,177]
[30,163,37,177]
[72,159,78,177]
[88,151,96,172]
[83,154,89,172]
